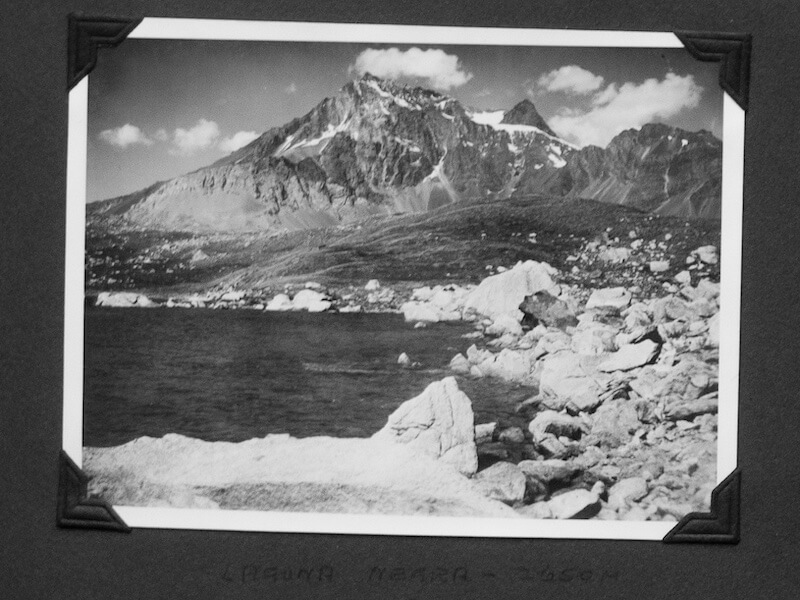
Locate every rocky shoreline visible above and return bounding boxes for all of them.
[85,237,722,521]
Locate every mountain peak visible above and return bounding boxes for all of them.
[501,99,556,137]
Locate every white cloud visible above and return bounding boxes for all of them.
[350,47,473,89]
[284,82,298,94]
[549,73,703,147]
[98,124,153,149]
[537,65,605,95]
[219,131,259,153]
[154,128,169,142]
[170,119,221,156]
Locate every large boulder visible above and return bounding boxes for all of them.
[519,291,578,329]
[83,433,514,518]
[537,352,608,412]
[472,462,527,505]
[291,289,332,312]
[265,293,294,311]
[464,260,559,321]
[373,377,478,476]
[585,399,641,448]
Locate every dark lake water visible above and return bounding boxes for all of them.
[83,308,537,447]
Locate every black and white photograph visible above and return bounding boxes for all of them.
[64,20,743,538]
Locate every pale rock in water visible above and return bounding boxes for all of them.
[364,279,381,291]
[474,422,497,444]
[291,289,332,312]
[473,348,535,384]
[96,291,157,308]
[463,260,558,321]
[265,293,294,311]
[373,377,478,476]
[449,353,471,374]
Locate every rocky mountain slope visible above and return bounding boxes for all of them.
[88,74,722,233]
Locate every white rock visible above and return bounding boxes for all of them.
[649,260,670,273]
[598,247,631,263]
[365,279,381,291]
[400,301,442,323]
[292,289,332,312]
[474,422,497,444]
[571,323,618,356]
[83,432,513,517]
[397,352,412,367]
[450,353,471,375]
[411,286,435,301]
[528,410,585,443]
[264,293,294,311]
[473,462,526,505]
[533,331,572,360]
[464,260,558,320]
[674,270,692,285]
[485,314,524,337]
[517,502,553,519]
[547,489,601,519]
[585,288,632,310]
[96,292,157,308]
[608,477,649,509]
[190,249,209,262]
[476,349,535,383]
[598,340,660,372]
[220,290,246,302]
[338,304,362,313]
[693,245,719,265]
[373,377,478,476]
[537,352,605,412]
[304,281,323,290]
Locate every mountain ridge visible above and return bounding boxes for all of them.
[89,73,722,231]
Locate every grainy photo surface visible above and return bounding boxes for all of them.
[69,22,740,537]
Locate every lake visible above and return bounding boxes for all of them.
[83,308,537,447]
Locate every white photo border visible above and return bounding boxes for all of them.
[64,18,744,540]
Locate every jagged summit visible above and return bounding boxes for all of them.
[501,99,557,137]
[89,74,722,231]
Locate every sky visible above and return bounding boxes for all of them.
[86,39,723,202]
